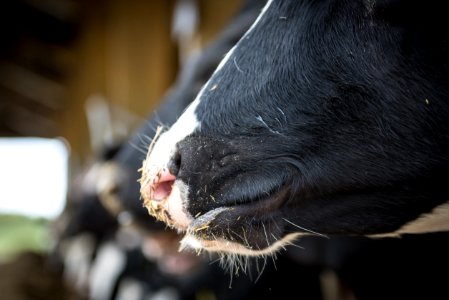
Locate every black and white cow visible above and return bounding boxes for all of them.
[140,0,449,257]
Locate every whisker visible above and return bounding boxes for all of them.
[142,121,157,135]
[128,141,149,155]
[282,218,329,239]
[270,252,277,271]
[242,228,251,248]
[262,223,270,249]
[228,259,234,288]
[144,134,157,145]
[255,257,260,277]
[209,256,222,265]
[229,229,246,244]
[242,255,249,274]
[152,112,169,130]
[137,134,151,149]
[285,240,305,250]
[147,126,164,155]
[255,255,268,283]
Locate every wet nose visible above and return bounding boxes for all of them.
[167,148,181,177]
[148,150,181,201]
[150,167,176,201]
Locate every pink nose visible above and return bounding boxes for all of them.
[150,167,176,201]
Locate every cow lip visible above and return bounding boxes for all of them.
[143,173,290,247]
[187,207,232,233]
[228,183,290,215]
[186,184,290,240]
[194,185,288,228]
[141,180,192,230]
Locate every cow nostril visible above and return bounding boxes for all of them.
[151,167,176,201]
[168,149,181,176]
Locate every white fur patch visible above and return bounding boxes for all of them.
[146,100,200,171]
[163,181,192,230]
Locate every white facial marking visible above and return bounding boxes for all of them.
[141,101,200,230]
[215,45,237,73]
[162,181,191,230]
[242,0,274,39]
[214,0,274,73]
[147,99,200,170]
[146,0,275,172]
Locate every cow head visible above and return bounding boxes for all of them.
[140,0,449,257]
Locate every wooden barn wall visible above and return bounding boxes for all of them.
[60,0,242,164]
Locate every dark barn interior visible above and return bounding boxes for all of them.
[0,0,241,159]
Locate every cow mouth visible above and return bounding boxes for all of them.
[139,161,185,229]
[141,178,190,230]
[140,161,293,254]
[179,184,292,255]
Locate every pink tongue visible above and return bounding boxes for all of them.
[152,169,176,201]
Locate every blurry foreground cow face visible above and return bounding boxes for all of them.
[140,0,449,256]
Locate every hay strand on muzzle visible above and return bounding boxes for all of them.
[138,126,170,223]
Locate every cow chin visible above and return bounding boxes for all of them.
[179,232,302,257]
[165,185,303,255]
[142,175,301,256]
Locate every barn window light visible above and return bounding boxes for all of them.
[0,137,69,219]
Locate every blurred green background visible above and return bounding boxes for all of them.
[0,214,51,261]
